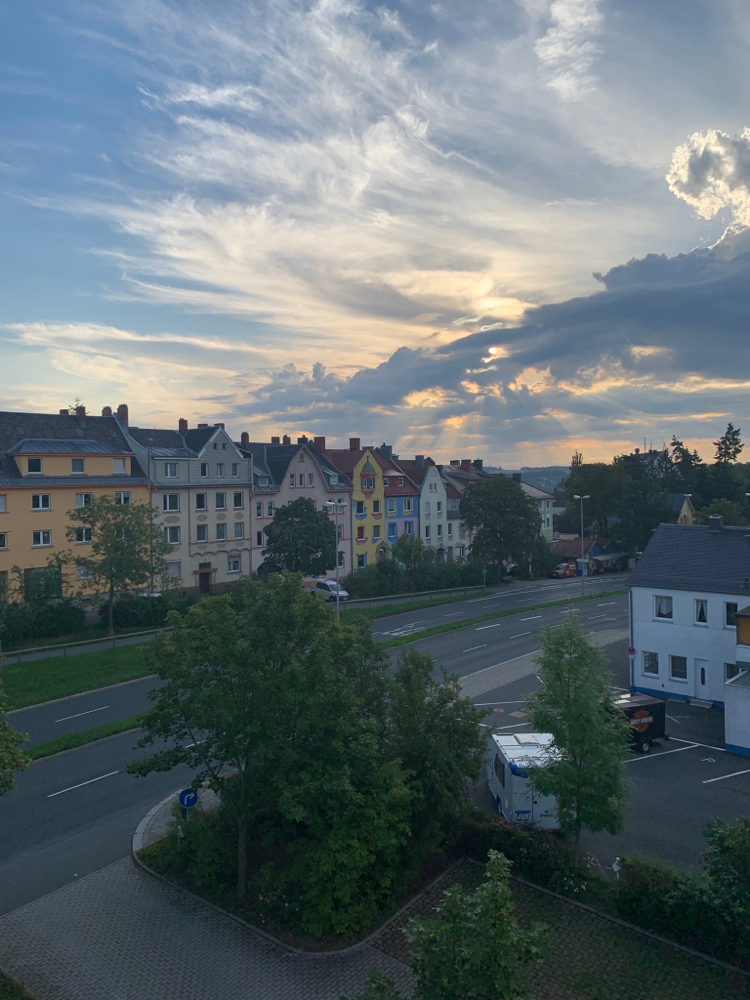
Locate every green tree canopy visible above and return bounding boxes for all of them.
[562,462,630,536]
[390,534,429,591]
[714,422,743,464]
[0,680,28,797]
[612,475,676,554]
[697,498,750,526]
[262,496,336,575]
[65,496,172,634]
[459,476,541,570]
[525,616,631,857]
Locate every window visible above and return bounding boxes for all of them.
[398,477,403,486]
[216,523,227,541]
[196,493,207,511]
[725,602,738,628]
[429,481,437,493]
[654,595,673,620]
[336,522,344,541]
[165,462,178,478]
[0,495,5,512]
[338,551,345,568]
[437,524,443,538]
[357,554,366,569]
[362,477,375,489]
[222,443,227,450]
[372,499,380,514]
[74,492,92,508]
[256,501,263,517]
[290,474,296,487]
[425,502,431,516]
[387,498,396,514]
[228,555,241,573]
[77,566,93,580]
[232,463,239,478]
[425,525,431,540]
[27,458,42,474]
[373,525,381,540]
[256,531,263,546]
[267,501,273,517]
[213,443,218,450]
[493,754,505,788]
[437,501,442,513]
[0,533,6,550]
[163,494,179,512]
[403,498,413,513]
[32,529,51,546]
[308,474,313,486]
[115,491,130,505]
[357,525,365,540]
[72,458,85,474]
[233,492,243,509]
[387,523,396,539]
[234,522,244,539]
[404,522,413,535]
[196,524,208,542]
[448,523,453,538]
[201,463,208,478]
[217,463,225,478]
[32,494,51,510]
[695,599,708,625]
[383,477,389,486]
[165,526,180,544]
[215,492,226,510]
[669,655,688,681]
[113,458,127,474]
[75,527,92,543]
[643,651,658,676]
[259,477,268,486]
[356,500,365,515]
[166,562,181,579]
[726,662,740,681]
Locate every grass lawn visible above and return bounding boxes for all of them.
[1,644,155,710]
[27,715,142,760]
[340,590,482,624]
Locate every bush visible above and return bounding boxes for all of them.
[100,596,169,629]
[34,599,85,638]
[613,855,685,932]
[0,598,84,649]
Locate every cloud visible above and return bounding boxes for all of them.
[533,0,603,101]
[667,127,750,226]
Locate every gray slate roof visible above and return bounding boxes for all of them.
[666,493,693,513]
[627,522,750,596]
[8,438,132,456]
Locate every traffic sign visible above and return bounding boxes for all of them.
[178,788,198,809]
[627,646,635,656]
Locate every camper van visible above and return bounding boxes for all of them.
[483,732,559,830]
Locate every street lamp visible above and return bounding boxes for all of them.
[324,500,348,619]
[573,494,590,598]
[482,568,487,593]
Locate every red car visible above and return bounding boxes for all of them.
[551,562,577,578]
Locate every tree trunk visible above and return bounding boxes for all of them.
[237,818,248,899]
[107,585,115,636]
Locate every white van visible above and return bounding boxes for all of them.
[311,579,349,603]
[483,732,559,830]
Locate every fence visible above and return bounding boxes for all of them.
[0,627,169,665]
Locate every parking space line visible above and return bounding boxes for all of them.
[703,767,750,784]
[626,744,698,762]
[669,737,726,753]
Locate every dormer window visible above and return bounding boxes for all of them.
[398,477,403,486]
[27,458,42,474]
[362,477,375,489]
[113,458,127,474]
[259,477,268,486]
[72,458,85,474]
[383,477,389,486]
[165,462,178,479]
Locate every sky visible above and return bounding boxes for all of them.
[2,0,750,467]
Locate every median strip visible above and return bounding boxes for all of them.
[27,714,142,762]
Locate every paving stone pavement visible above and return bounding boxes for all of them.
[0,859,414,1000]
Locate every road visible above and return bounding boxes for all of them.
[9,574,627,746]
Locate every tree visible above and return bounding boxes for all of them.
[344,851,545,1000]
[65,496,172,635]
[562,462,630,536]
[390,534,428,591]
[459,477,541,571]
[715,422,743,464]
[697,498,750,526]
[0,680,28,797]
[612,475,675,554]
[262,496,336,575]
[524,616,631,858]
[669,436,703,491]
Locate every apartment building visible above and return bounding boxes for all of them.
[324,439,386,570]
[398,456,448,558]
[375,447,420,552]
[237,434,352,576]
[0,406,150,595]
[121,416,253,592]
[438,458,486,559]
[510,473,554,542]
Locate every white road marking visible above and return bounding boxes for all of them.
[703,767,750,784]
[519,616,542,621]
[627,745,699,761]
[491,721,532,731]
[476,622,504,631]
[509,632,532,639]
[669,737,726,753]
[598,602,616,607]
[444,612,464,618]
[54,705,109,724]
[463,644,487,653]
[588,614,607,620]
[666,714,681,724]
[48,770,120,798]
[473,701,527,706]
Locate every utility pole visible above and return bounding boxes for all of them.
[573,494,589,599]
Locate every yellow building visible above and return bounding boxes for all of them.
[0,405,150,596]
[323,440,385,570]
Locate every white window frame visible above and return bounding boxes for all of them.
[372,499,381,514]
[233,492,243,509]
[71,458,85,475]
[357,554,366,569]
[234,521,244,539]
[75,492,93,509]
[196,524,208,542]
[437,501,442,513]
[290,474,296,487]
[113,458,127,474]
[725,602,738,629]
[383,477,389,486]
[654,595,673,620]
[398,477,403,486]
[448,522,453,538]
[75,527,93,543]
[669,654,688,681]
[32,529,51,547]
[216,523,227,541]
[232,463,239,478]
[32,494,51,510]
[215,492,226,510]
[0,532,7,550]
[307,474,313,486]
[267,501,273,517]
[256,531,263,546]
[227,555,241,573]
[425,525,431,540]
[165,525,180,544]
[256,501,263,517]
[356,500,366,515]
[404,522,413,535]
[163,494,180,512]
[372,525,381,540]
[387,523,397,539]
[642,651,658,676]
[166,561,181,580]
[694,599,708,625]
[403,498,413,513]
[200,463,208,478]
[77,565,94,580]
[387,498,396,514]
[196,493,207,511]
[425,502,431,516]
[362,476,375,489]
[115,491,131,505]
[165,462,178,479]
[437,524,443,538]
[216,463,225,478]
[27,458,42,474]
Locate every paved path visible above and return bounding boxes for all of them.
[0,859,414,1000]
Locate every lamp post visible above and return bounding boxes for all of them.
[573,494,589,598]
[482,568,487,593]
[324,500,348,619]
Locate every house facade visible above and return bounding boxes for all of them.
[398,457,448,558]
[324,439,385,570]
[667,493,696,525]
[551,536,623,573]
[0,406,150,596]
[510,474,554,542]
[375,447,419,555]
[627,517,750,707]
[121,417,254,592]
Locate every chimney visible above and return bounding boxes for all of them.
[116,403,129,427]
[473,459,483,470]
[297,435,308,444]
[214,422,225,429]
[101,406,113,417]
[708,515,724,532]
[197,423,208,428]
[415,455,425,468]
[283,434,291,445]
[271,436,280,445]
[349,437,360,451]
[75,405,86,427]
[380,443,392,461]
[178,418,188,435]
[314,436,326,451]
[450,459,460,466]
[241,431,250,449]
[59,408,68,416]
[512,472,522,483]
[460,459,472,471]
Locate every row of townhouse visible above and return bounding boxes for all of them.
[0,406,556,594]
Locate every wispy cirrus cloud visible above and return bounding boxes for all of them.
[533,0,603,101]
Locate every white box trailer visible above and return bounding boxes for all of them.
[483,732,559,830]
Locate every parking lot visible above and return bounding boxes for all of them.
[472,638,750,870]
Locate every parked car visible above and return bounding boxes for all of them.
[310,579,349,603]
[551,562,577,578]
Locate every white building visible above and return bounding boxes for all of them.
[397,456,449,559]
[627,517,750,713]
